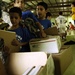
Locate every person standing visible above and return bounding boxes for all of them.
[71,2,75,25]
[69,22,75,30]
[36,2,52,29]
[8,7,31,52]
[55,11,67,39]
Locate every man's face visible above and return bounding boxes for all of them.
[36,5,47,19]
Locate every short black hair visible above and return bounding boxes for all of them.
[72,2,75,6]
[46,12,51,18]
[59,11,63,15]
[37,2,48,10]
[9,7,22,18]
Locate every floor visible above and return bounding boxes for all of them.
[63,45,75,75]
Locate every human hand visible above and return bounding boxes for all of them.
[41,32,47,38]
[11,39,21,46]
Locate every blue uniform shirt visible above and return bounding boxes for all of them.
[38,19,52,29]
[9,26,31,52]
[22,11,38,22]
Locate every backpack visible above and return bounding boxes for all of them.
[24,18,39,37]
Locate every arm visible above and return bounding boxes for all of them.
[71,7,75,15]
[11,39,28,46]
[30,12,46,38]
[11,27,30,46]
[71,12,75,15]
[36,22,46,38]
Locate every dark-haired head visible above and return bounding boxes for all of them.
[46,12,51,18]
[13,0,25,10]
[9,7,22,18]
[59,11,63,15]
[9,7,22,27]
[37,2,48,10]
[72,2,75,6]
